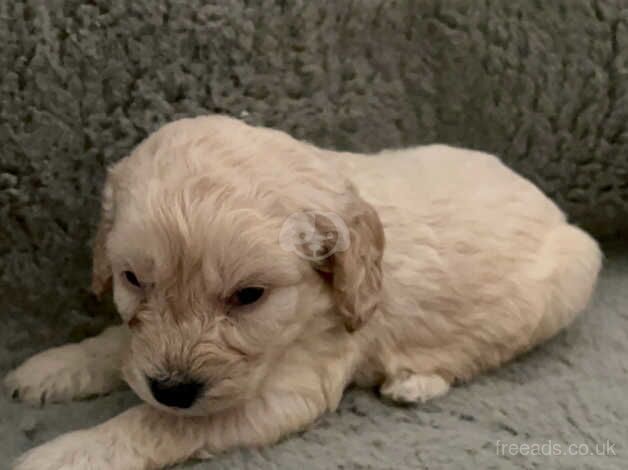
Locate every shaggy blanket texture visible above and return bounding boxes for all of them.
[0,1,626,469]
[1,244,625,470]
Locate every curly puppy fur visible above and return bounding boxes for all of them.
[5,116,601,470]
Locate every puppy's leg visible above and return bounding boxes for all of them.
[14,393,329,470]
[529,224,601,345]
[4,325,128,405]
[380,370,450,404]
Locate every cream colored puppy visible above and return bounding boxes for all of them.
[5,116,601,469]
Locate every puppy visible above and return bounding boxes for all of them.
[5,116,601,469]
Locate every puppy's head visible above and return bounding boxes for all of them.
[91,116,384,415]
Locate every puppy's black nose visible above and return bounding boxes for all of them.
[148,377,203,409]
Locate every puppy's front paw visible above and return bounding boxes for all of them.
[5,345,120,405]
[380,372,450,404]
[14,429,141,470]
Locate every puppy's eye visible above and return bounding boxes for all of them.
[123,270,142,288]
[231,287,265,306]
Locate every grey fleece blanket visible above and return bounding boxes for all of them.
[1,1,627,469]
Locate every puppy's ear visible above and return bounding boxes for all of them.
[91,171,115,298]
[317,189,385,332]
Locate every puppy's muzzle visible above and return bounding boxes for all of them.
[148,376,203,409]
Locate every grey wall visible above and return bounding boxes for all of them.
[1,0,626,333]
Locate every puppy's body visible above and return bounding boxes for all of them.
[272,144,600,402]
[348,146,599,387]
[6,116,601,469]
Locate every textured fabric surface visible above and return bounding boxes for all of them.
[1,1,627,469]
[1,243,626,469]
[1,0,628,325]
